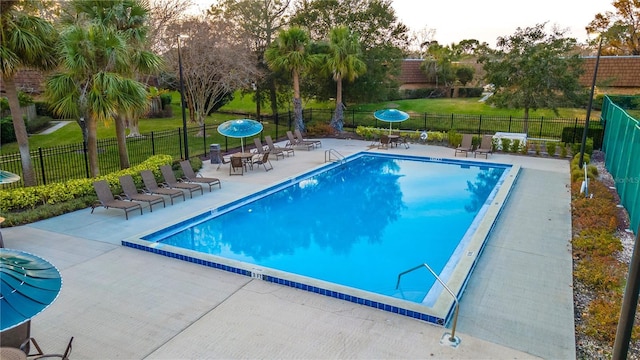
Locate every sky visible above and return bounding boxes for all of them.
[392,0,611,46]
[189,0,612,46]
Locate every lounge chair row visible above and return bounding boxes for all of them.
[286,130,322,150]
[91,162,221,220]
[455,134,493,158]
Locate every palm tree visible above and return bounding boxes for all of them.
[265,27,312,132]
[0,0,57,186]
[325,26,366,132]
[46,0,161,176]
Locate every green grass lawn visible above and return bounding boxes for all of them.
[1,92,598,154]
[350,98,594,119]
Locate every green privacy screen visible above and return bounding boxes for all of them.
[600,95,640,235]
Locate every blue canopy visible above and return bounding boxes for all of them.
[374,109,409,134]
[0,170,20,185]
[217,119,263,152]
[1,249,62,331]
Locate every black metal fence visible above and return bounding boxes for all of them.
[1,109,603,188]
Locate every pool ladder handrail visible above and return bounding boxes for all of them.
[396,263,461,347]
[324,149,346,164]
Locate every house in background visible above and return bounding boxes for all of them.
[397,56,640,95]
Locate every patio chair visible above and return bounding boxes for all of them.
[119,174,166,212]
[394,132,410,149]
[179,160,221,192]
[140,170,185,205]
[91,180,143,220]
[455,134,473,157]
[474,134,494,158]
[286,131,314,150]
[295,129,322,148]
[21,336,74,359]
[160,165,203,198]
[252,151,273,171]
[252,138,268,155]
[265,135,294,159]
[378,134,390,149]
[230,156,244,175]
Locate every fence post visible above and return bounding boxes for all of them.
[423,113,427,129]
[38,148,46,185]
[573,118,579,143]
[151,131,155,155]
[450,114,454,129]
[508,116,512,132]
[478,115,482,135]
[178,128,183,159]
[539,116,544,138]
[82,141,89,179]
[202,124,207,156]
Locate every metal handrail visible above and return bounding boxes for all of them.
[396,263,460,344]
[324,149,345,164]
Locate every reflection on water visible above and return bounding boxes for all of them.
[465,168,504,212]
[168,156,405,260]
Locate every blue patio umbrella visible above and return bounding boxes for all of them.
[0,248,62,331]
[0,170,20,185]
[217,119,263,153]
[374,109,410,134]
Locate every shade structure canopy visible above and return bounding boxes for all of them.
[217,119,263,152]
[0,170,20,184]
[374,109,410,134]
[0,248,62,331]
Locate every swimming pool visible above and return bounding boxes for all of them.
[124,152,519,325]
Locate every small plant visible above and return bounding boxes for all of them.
[560,144,568,158]
[546,141,557,157]
[500,138,511,152]
[448,129,462,147]
[306,123,336,136]
[510,139,520,153]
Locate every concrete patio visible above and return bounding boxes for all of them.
[1,138,574,359]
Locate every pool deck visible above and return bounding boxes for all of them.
[1,138,574,359]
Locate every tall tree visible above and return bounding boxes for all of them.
[265,27,313,131]
[46,0,161,176]
[208,0,290,118]
[587,0,640,55]
[323,26,366,132]
[163,16,260,128]
[478,23,586,133]
[290,0,408,103]
[0,0,57,187]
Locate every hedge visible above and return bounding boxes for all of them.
[0,154,173,212]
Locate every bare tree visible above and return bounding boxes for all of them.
[148,0,194,53]
[164,16,261,130]
[407,26,436,58]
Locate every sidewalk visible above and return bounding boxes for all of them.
[1,139,573,358]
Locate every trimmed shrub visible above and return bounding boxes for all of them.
[0,154,173,213]
[26,115,52,134]
[0,116,16,143]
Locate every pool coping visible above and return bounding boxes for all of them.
[123,152,521,326]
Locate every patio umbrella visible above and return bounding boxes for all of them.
[0,170,20,184]
[217,119,263,153]
[0,248,62,331]
[374,109,409,134]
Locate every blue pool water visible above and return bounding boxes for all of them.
[132,153,514,324]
